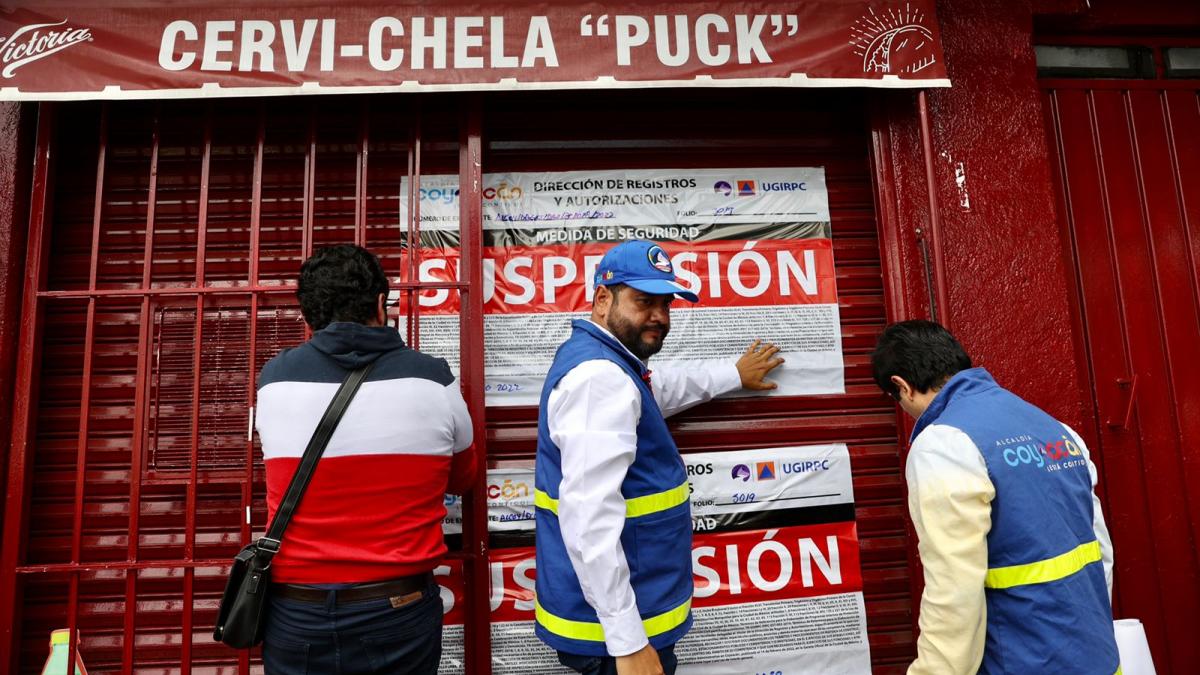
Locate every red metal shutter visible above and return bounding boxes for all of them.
[479,89,914,671]
[5,90,914,673]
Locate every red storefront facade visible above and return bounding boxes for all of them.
[0,1,1197,673]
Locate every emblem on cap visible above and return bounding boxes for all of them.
[647,245,673,273]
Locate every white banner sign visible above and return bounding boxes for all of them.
[397,167,845,406]
[438,445,871,674]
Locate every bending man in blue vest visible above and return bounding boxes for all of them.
[535,240,784,675]
[872,320,1120,675]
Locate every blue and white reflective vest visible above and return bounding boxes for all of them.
[534,320,694,656]
[912,368,1120,675]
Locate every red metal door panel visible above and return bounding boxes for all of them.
[1045,87,1166,631]
[1089,87,1200,660]
[1046,82,1200,674]
[1124,90,1200,575]
[1159,89,1200,545]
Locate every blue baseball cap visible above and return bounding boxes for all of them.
[594,240,699,302]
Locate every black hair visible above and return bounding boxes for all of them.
[871,320,972,399]
[297,244,390,330]
[602,282,629,304]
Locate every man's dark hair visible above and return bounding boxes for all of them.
[602,282,629,304]
[871,320,972,400]
[297,245,390,330]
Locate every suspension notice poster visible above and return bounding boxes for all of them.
[437,445,871,674]
[398,167,844,406]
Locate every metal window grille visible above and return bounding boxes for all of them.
[146,305,305,477]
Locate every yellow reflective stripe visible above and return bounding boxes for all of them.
[535,598,691,642]
[625,482,690,517]
[534,481,690,519]
[985,540,1102,590]
[534,599,605,642]
[533,488,558,513]
[641,597,692,636]
[1115,667,1122,675]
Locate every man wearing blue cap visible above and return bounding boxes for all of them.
[534,240,784,675]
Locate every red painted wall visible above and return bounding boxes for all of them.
[880,0,1200,430]
[1037,0,1200,32]
[0,102,34,523]
[880,0,1092,431]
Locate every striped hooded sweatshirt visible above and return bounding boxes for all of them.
[255,321,475,583]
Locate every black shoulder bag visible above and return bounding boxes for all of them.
[213,363,373,648]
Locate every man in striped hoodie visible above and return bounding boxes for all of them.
[254,244,475,675]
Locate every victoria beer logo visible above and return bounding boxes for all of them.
[0,19,93,78]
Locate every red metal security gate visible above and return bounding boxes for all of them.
[1043,44,1200,675]
[477,88,914,671]
[3,89,914,673]
[0,97,491,673]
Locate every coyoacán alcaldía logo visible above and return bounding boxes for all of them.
[0,19,93,78]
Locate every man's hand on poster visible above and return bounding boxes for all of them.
[736,339,785,391]
[615,644,665,675]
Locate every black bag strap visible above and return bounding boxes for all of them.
[255,362,373,560]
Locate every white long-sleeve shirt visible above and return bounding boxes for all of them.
[906,424,1114,675]
[547,321,742,656]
